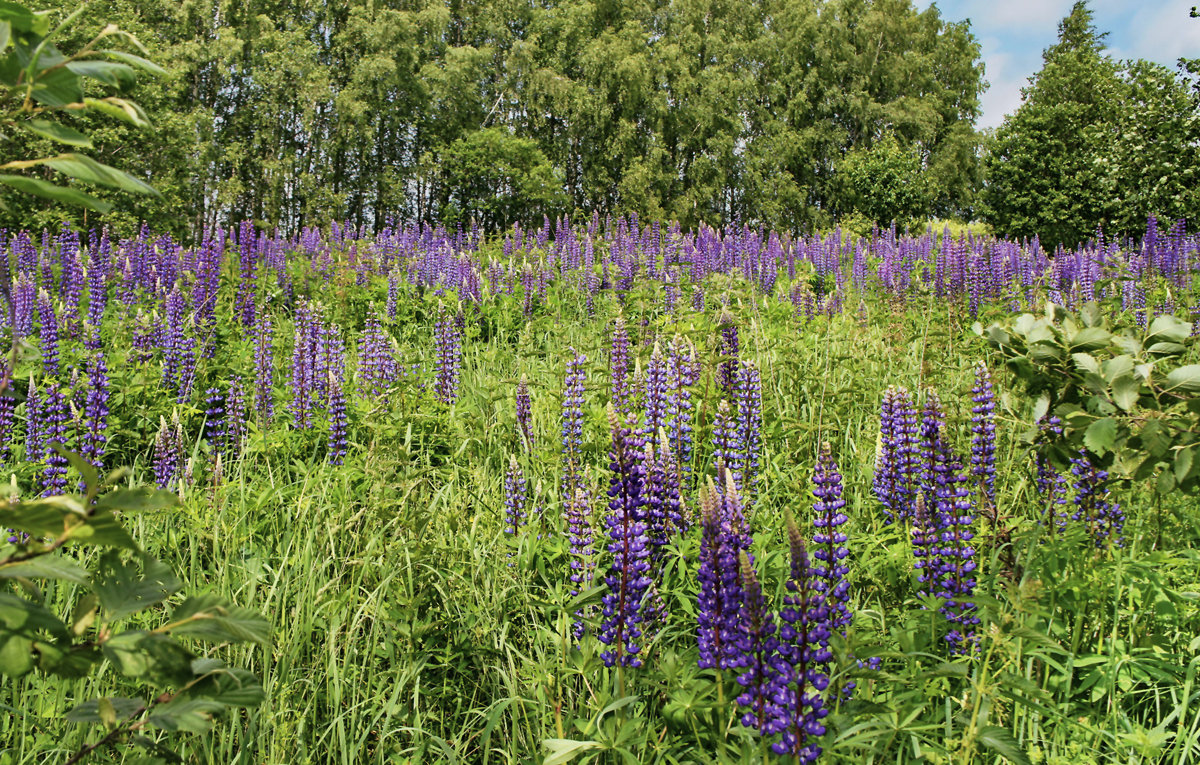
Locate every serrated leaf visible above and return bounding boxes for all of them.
[1084,418,1118,456]
[185,664,264,707]
[1111,375,1140,412]
[146,699,224,733]
[1069,327,1110,350]
[20,119,91,147]
[1147,314,1192,345]
[93,551,181,619]
[977,725,1033,765]
[0,174,111,212]
[1165,365,1200,393]
[0,555,88,584]
[66,696,144,724]
[167,595,270,645]
[1175,446,1195,482]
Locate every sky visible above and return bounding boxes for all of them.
[915,1,1200,129]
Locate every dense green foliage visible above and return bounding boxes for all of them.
[983,3,1200,246]
[3,0,988,236]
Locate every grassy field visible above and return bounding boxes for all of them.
[3,222,1200,764]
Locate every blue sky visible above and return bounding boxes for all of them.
[916,1,1200,128]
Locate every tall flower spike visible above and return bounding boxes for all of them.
[564,481,596,640]
[598,405,651,668]
[811,442,850,633]
[643,343,670,441]
[775,518,831,761]
[561,350,587,502]
[515,375,532,451]
[697,484,736,670]
[609,318,632,414]
[1070,450,1124,548]
[434,305,462,405]
[79,351,109,476]
[39,380,70,496]
[712,399,743,491]
[970,362,997,516]
[254,311,274,422]
[930,440,979,654]
[504,454,528,536]
[717,311,739,396]
[327,369,349,465]
[734,550,786,737]
[665,335,698,492]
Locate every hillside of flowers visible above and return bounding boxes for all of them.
[4,215,1200,763]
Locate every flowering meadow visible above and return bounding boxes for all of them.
[4,216,1200,763]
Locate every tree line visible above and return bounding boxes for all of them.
[5,1,1198,245]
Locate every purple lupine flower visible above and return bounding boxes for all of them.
[696,482,743,671]
[1070,451,1124,548]
[79,351,109,474]
[227,375,247,457]
[254,311,274,422]
[564,480,597,639]
[204,386,227,456]
[665,335,698,492]
[645,433,685,549]
[970,362,997,515]
[37,291,60,378]
[561,350,587,501]
[734,550,787,737]
[774,519,831,761]
[712,399,743,490]
[236,221,259,327]
[811,442,850,634]
[0,375,14,465]
[504,454,528,535]
[691,284,705,312]
[643,343,669,441]
[598,405,652,668]
[891,388,922,522]
[153,414,184,489]
[433,305,462,406]
[163,286,196,404]
[609,318,632,415]
[86,229,109,333]
[290,302,316,428]
[327,370,349,465]
[735,360,763,499]
[919,389,945,495]
[717,312,739,396]
[932,442,979,654]
[1035,416,1070,533]
[25,376,42,462]
[358,311,396,399]
[516,375,532,451]
[13,273,35,339]
[39,381,69,496]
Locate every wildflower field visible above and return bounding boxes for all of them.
[3,216,1200,764]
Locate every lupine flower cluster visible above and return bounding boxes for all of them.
[154,413,185,489]
[1070,451,1124,548]
[504,454,528,535]
[560,350,587,501]
[735,360,763,499]
[609,318,632,415]
[598,405,652,668]
[717,311,739,396]
[970,362,997,514]
[515,375,532,450]
[78,351,109,474]
[433,306,462,405]
[874,386,920,523]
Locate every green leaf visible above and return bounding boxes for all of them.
[0,633,32,675]
[0,494,85,537]
[31,66,82,107]
[1147,314,1192,345]
[1175,446,1195,483]
[99,50,165,76]
[64,60,136,89]
[1111,375,1140,412]
[185,663,265,707]
[1069,327,1111,350]
[977,725,1033,765]
[0,22,12,55]
[168,594,270,645]
[93,551,181,619]
[94,487,178,514]
[1165,365,1200,393]
[543,739,601,765]
[0,174,111,212]
[0,556,88,584]
[1084,417,1118,456]
[102,631,192,683]
[69,509,138,549]
[65,696,145,725]
[0,2,40,32]
[0,592,70,640]
[82,96,149,127]
[43,154,158,196]
[146,699,225,733]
